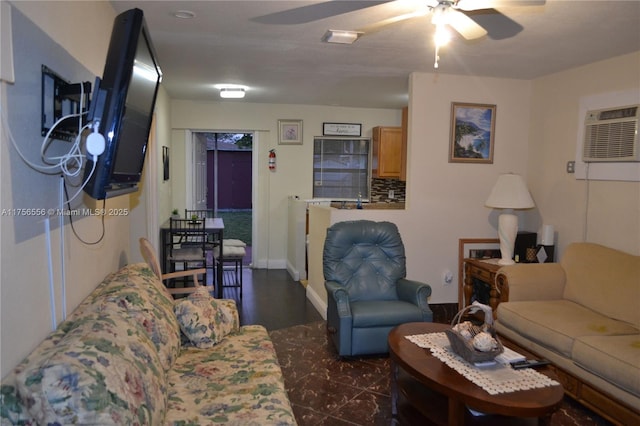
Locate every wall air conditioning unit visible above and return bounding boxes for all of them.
[583,104,639,162]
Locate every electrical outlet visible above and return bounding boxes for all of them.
[566,161,575,173]
[388,190,395,199]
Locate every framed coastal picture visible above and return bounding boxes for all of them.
[449,102,496,163]
[278,119,303,145]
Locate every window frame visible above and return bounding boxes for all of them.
[312,136,371,201]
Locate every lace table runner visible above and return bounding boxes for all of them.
[405,332,560,395]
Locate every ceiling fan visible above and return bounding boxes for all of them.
[254,0,546,67]
[357,1,544,38]
[356,0,546,67]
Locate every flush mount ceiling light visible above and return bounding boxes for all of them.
[219,87,245,99]
[173,10,196,19]
[321,29,363,44]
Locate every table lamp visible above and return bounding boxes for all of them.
[485,173,535,265]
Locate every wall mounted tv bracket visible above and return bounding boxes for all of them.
[41,65,92,141]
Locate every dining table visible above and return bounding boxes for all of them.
[159,217,224,298]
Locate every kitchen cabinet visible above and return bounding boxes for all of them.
[372,126,403,178]
[400,106,408,181]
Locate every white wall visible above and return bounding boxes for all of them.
[306,73,533,307]
[0,1,172,378]
[128,86,172,263]
[306,54,640,312]
[0,1,122,378]
[169,101,401,268]
[528,52,640,256]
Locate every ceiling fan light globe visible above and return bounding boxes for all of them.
[431,4,450,25]
[434,24,451,47]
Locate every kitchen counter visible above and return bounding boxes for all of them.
[330,202,405,210]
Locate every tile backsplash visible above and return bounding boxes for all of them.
[370,178,406,202]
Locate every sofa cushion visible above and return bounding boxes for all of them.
[213,245,246,259]
[14,312,167,425]
[223,238,247,247]
[497,299,639,357]
[166,325,296,425]
[572,334,640,397]
[99,263,182,371]
[174,287,238,348]
[561,243,640,328]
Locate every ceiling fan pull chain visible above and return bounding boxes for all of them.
[434,45,440,69]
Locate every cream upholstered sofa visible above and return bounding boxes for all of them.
[495,242,639,425]
[0,263,296,425]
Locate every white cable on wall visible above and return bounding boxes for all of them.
[44,217,57,330]
[583,162,591,242]
[59,176,67,320]
[2,80,101,325]
[2,78,98,208]
[0,81,89,177]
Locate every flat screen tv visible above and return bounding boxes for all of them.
[84,8,162,200]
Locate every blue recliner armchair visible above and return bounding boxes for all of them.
[323,220,433,356]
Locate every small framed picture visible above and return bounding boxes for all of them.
[162,146,170,181]
[449,102,496,164]
[278,119,303,145]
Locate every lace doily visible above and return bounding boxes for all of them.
[405,333,560,395]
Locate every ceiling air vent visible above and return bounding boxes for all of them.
[583,105,639,162]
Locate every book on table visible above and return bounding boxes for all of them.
[495,347,526,364]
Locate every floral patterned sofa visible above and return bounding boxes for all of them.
[0,263,296,425]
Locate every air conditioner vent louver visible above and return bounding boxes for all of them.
[583,105,639,162]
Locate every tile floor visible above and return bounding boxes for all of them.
[225,268,612,425]
[270,321,612,426]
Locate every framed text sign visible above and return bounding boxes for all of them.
[322,122,362,136]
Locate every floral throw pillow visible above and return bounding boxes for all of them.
[173,287,236,348]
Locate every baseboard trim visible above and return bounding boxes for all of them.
[306,285,327,320]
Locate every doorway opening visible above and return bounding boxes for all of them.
[193,132,253,266]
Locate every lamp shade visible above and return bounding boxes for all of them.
[485,173,534,209]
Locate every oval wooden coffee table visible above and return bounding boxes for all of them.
[389,322,564,426]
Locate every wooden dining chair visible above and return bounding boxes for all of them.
[184,209,219,252]
[139,237,213,296]
[168,218,209,286]
[185,209,215,220]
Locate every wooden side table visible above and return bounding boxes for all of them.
[462,258,508,319]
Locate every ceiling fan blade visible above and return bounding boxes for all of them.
[466,9,524,40]
[448,9,488,40]
[251,1,391,25]
[356,10,429,35]
[456,0,546,12]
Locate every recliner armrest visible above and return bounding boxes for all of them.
[325,280,351,317]
[396,278,433,320]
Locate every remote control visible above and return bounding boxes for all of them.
[511,359,551,369]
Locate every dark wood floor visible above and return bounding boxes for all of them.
[221,267,323,330]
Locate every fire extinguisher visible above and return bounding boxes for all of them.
[268,149,276,172]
